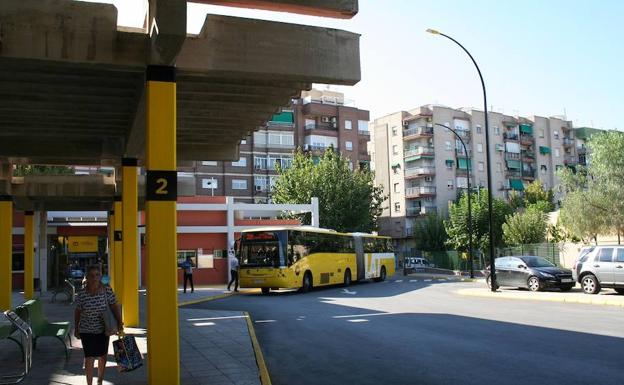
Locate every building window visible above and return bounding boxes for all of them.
[477,143,483,153]
[358,120,369,132]
[447,180,454,189]
[445,141,452,151]
[539,129,545,138]
[348,161,354,170]
[479,180,485,187]
[394,202,401,212]
[305,118,316,130]
[392,126,398,136]
[345,141,353,151]
[445,159,454,169]
[476,125,482,134]
[394,183,400,193]
[254,176,269,192]
[554,130,560,140]
[554,148,560,157]
[241,139,247,145]
[494,126,500,135]
[478,162,484,171]
[541,165,547,174]
[202,178,218,189]
[232,179,247,190]
[232,157,247,167]
[202,161,217,166]
[392,145,399,155]
[345,120,352,130]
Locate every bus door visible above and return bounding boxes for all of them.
[354,236,365,281]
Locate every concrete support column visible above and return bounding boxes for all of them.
[113,197,124,303]
[108,209,115,290]
[24,211,35,300]
[122,158,139,327]
[0,196,12,310]
[145,65,179,385]
[226,196,235,283]
[37,210,47,293]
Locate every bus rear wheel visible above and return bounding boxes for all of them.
[343,269,352,287]
[261,287,270,295]
[302,272,313,293]
[375,266,387,282]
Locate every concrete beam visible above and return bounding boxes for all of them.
[177,15,361,85]
[148,0,187,65]
[190,0,358,19]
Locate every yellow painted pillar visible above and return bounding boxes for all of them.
[24,211,34,300]
[0,196,12,310]
[146,65,179,385]
[122,158,139,327]
[108,209,115,290]
[113,198,123,305]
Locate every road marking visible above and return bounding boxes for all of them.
[244,312,273,385]
[437,279,447,281]
[347,319,369,323]
[255,320,277,323]
[409,279,419,282]
[334,312,396,319]
[342,289,357,295]
[395,280,403,283]
[424,279,432,282]
[192,322,216,327]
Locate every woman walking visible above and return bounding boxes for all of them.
[74,265,123,385]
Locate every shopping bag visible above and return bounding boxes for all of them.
[112,334,143,372]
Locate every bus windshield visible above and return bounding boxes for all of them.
[240,231,287,268]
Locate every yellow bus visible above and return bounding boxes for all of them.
[238,226,395,294]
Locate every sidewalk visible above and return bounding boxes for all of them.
[1,286,263,385]
[457,286,624,308]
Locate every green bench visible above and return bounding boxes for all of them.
[18,299,71,359]
[0,320,25,358]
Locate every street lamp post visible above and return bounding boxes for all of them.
[435,123,474,279]
[427,28,496,291]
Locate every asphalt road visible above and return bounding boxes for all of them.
[187,275,624,385]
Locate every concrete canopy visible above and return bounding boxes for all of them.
[0,0,361,167]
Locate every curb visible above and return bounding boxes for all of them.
[456,289,624,308]
[244,311,272,385]
[178,292,234,307]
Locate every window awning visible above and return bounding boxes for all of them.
[519,124,533,134]
[510,179,524,190]
[539,146,551,155]
[507,160,521,169]
[458,158,472,170]
[270,111,294,123]
[445,159,455,167]
[495,144,505,152]
[391,163,401,169]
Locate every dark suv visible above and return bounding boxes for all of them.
[485,256,574,292]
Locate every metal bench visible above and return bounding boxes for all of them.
[51,279,77,304]
[19,299,71,359]
[0,310,33,384]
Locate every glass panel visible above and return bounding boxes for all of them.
[240,231,286,267]
[616,249,624,263]
[598,248,614,262]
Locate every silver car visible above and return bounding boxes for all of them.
[573,246,624,294]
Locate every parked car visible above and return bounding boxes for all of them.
[485,256,574,292]
[403,257,434,273]
[573,245,624,295]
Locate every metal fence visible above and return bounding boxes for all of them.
[496,243,561,266]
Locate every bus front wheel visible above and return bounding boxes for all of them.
[343,269,352,287]
[261,287,270,295]
[302,272,313,293]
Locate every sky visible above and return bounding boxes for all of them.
[84,0,622,130]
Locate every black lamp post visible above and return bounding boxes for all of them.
[435,123,473,279]
[427,28,496,291]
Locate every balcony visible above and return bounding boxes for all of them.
[406,205,437,217]
[521,150,535,160]
[563,138,574,147]
[404,147,435,158]
[520,134,533,145]
[403,126,433,139]
[305,122,337,131]
[577,146,587,154]
[404,167,435,179]
[522,169,535,179]
[405,186,437,198]
[564,156,578,165]
[358,129,370,136]
[506,170,522,178]
[303,144,328,152]
[503,133,519,141]
[505,152,521,161]
[455,148,472,157]
[455,130,471,140]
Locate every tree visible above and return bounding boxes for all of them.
[271,147,386,233]
[502,207,548,246]
[526,200,552,214]
[413,213,448,251]
[445,190,513,256]
[524,180,553,210]
[507,190,524,211]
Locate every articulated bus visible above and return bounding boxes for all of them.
[238,226,395,294]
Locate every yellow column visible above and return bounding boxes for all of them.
[113,198,124,306]
[146,65,179,385]
[24,211,34,300]
[0,196,12,310]
[122,158,139,327]
[108,209,115,290]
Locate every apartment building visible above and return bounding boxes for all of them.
[371,104,597,253]
[179,89,371,203]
